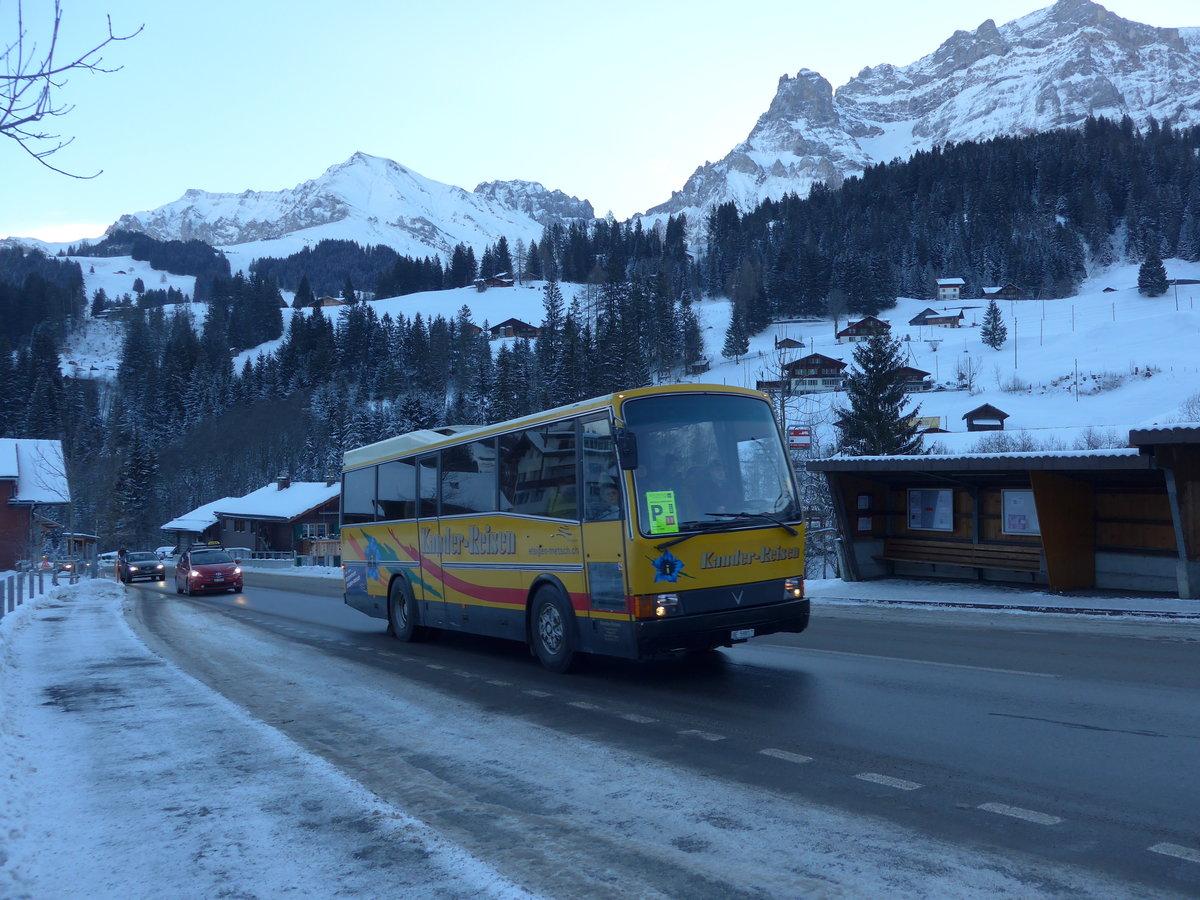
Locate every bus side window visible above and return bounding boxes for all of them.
[500,425,578,519]
[343,466,377,525]
[582,416,620,522]
[441,438,498,515]
[377,459,417,520]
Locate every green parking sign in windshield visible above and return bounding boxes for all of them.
[645,490,679,534]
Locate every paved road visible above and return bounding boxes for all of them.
[128,574,1200,897]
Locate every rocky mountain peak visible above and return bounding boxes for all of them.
[643,0,1200,233]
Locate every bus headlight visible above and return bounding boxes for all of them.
[784,577,804,599]
[631,593,681,619]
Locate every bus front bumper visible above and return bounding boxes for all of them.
[631,597,810,656]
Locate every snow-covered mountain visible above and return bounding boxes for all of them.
[111,153,593,263]
[647,0,1200,220]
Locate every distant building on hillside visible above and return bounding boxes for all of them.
[836,316,891,343]
[982,284,1025,301]
[935,278,965,302]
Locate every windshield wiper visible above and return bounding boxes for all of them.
[653,521,725,550]
[705,511,799,536]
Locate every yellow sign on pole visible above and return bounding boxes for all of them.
[645,490,679,534]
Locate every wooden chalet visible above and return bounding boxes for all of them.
[897,366,932,392]
[963,403,1009,432]
[982,284,1024,301]
[909,308,963,327]
[773,336,805,350]
[780,353,847,393]
[835,316,891,343]
[489,318,541,339]
[0,439,71,570]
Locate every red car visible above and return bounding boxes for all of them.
[175,547,243,595]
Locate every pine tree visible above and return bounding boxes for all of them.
[834,334,923,456]
[980,299,1007,350]
[721,304,750,361]
[1137,252,1169,297]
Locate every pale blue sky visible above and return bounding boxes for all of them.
[1,0,1196,241]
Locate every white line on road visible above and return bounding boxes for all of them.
[800,647,1060,678]
[760,748,812,764]
[619,713,657,724]
[679,729,726,742]
[856,772,922,790]
[524,690,551,698]
[978,802,1063,825]
[569,701,602,710]
[1149,842,1200,864]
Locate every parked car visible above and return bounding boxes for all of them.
[175,547,243,595]
[155,546,177,561]
[120,550,166,583]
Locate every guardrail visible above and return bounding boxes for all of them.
[0,567,93,620]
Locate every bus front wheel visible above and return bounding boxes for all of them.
[388,578,422,642]
[531,585,577,673]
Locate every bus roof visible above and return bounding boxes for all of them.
[341,383,768,471]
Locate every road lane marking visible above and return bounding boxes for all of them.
[800,647,1059,678]
[1149,842,1200,864]
[856,772,922,790]
[569,701,602,710]
[524,690,552,698]
[978,802,1063,825]
[679,729,726,742]
[760,748,812,764]
[619,713,657,724]
[486,679,511,686]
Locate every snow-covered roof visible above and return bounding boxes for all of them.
[936,278,965,286]
[808,447,1152,473]
[213,481,340,522]
[161,496,238,533]
[0,439,70,504]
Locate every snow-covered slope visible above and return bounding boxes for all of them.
[111,153,592,265]
[60,257,1200,457]
[647,0,1200,222]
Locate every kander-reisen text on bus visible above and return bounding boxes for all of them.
[340,383,809,672]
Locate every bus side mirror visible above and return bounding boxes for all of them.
[615,428,638,470]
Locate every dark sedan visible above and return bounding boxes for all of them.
[121,551,166,583]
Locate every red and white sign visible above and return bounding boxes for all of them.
[787,427,811,449]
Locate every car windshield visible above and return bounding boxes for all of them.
[191,550,234,565]
[128,552,158,563]
[624,392,800,536]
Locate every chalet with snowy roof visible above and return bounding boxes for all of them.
[835,316,890,343]
[773,336,805,350]
[212,475,340,556]
[982,284,1024,301]
[897,366,932,392]
[963,403,1009,432]
[0,439,71,570]
[808,424,1200,599]
[935,278,965,302]
[780,352,848,392]
[908,307,963,328]
[315,296,349,308]
[475,273,515,289]
[489,318,540,339]
[160,496,238,551]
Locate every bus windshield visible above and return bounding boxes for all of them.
[624,393,799,536]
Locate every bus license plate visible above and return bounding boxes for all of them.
[731,628,754,640]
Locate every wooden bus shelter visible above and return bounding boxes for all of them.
[808,425,1200,599]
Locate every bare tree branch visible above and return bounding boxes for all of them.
[1,0,142,178]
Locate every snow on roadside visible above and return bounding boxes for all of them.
[0,582,539,900]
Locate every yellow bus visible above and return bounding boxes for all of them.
[341,383,808,671]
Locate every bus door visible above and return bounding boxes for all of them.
[579,415,633,654]
[415,454,448,628]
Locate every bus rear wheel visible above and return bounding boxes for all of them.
[387,578,423,642]
[531,585,577,673]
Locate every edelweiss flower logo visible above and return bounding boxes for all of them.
[365,535,381,581]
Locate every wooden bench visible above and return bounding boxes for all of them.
[879,537,1041,574]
